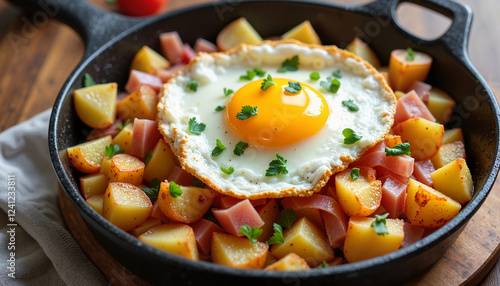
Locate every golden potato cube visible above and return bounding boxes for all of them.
[216,17,262,51]
[388,49,432,92]
[443,128,464,144]
[67,135,113,173]
[427,87,455,125]
[346,38,381,69]
[130,217,162,237]
[80,173,107,200]
[74,83,117,129]
[86,194,104,215]
[335,167,381,217]
[343,216,404,263]
[406,179,461,228]
[130,45,170,74]
[430,141,465,169]
[430,158,473,204]
[264,253,311,271]
[211,232,268,269]
[158,183,214,223]
[143,139,177,183]
[112,123,134,154]
[139,223,199,260]
[281,20,321,45]
[102,182,153,231]
[116,86,158,121]
[256,199,280,243]
[270,217,334,267]
[392,117,444,160]
[108,153,145,186]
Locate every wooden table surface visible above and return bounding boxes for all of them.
[1,0,499,285]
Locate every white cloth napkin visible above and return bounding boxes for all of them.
[0,110,106,285]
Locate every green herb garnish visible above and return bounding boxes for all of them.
[83,73,96,87]
[221,166,234,175]
[342,128,362,145]
[144,151,152,164]
[265,153,288,177]
[342,100,359,112]
[236,105,258,120]
[215,105,226,112]
[278,55,299,73]
[277,208,296,228]
[266,223,285,245]
[105,143,124,158]
[141,178,161,202]
[284,81,302,93]
[188,117,206,135]
[234,141,249,156]
[371,213,389,235]
[351,168,360,180]
[385,143,411,156]
[223,88,234,97]
[310,72,320,80]
[254,68,266,77]
[211,139,226,157]
[240,225,262,243]
[332,70,343,78]
[169,181,183,198]
[187,80,198,92]
[117,118,131,131]
[261,74,276,91]
[240,70,257,80]
[317,261,329,268]
[406,47,415,61]
[320,77,341,93]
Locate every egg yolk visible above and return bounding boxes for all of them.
[225,78,329,147]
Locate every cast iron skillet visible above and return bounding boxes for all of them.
[10,0,500,284]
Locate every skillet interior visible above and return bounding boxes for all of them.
[49,1,500,285]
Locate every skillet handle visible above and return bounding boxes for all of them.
[7,0,142,60]
[364,0,472,62]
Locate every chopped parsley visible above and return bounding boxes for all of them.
[320,77,341,93]
[240,70,257,80]
[169,181,183,198]
[83,73,96,87]
[188,117,206,135]
[211,139,226,157]
[266,223,284,245]
[236,105,258,120]
[186,80,198,92]
[351,168,360,180]
[278,55,299,73]
[215,105,226,112]
[385,143,411,156]
[223,88,234,96]
[265,153,288,177]
[143,151,152,164]
[332,70,343,78]
[233,141,249,156]
[221,166,234,175]
[317,261,329,268]
[371,213,389,235]
[240,225,262,243]
[105,143,124,158]
[261,74,276,91]
[116,118,130,131]
[141,178,161,202]
[276,208,296,228]
[406,47,415,61]
[342,128,362,145]
[191,178,205,188]
[254,68,266,77]
[342,100,359,112]
[284,81,302,94]
[310,72,320,80]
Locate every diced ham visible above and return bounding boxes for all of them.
[374,167,409,185]
[400,222,424,248]
[155,64,186,83]
[125,69,163,94]
[86,118,122,141]
[380,175,407,218]
[167,166,195,186]
[364,135,403,155]
[354,151,415,178]
[219,196,266,209]
[190,219,224,255]
[407,81,431,104]
[322,210,348,248]
[294,208,324,231]
[212,200,264,237]
[413,159,435,187]
[394,90,436,124]
[151,201,171,223]
[182,44,197,64]
[160,31,184,64]
[194,38,218,53]
[131,118,161,159]
[211,189,224,208]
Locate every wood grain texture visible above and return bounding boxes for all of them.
[1,0,499,285]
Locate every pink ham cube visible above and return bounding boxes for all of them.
[212,200,264,237]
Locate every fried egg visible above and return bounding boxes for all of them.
[157,40,396,199]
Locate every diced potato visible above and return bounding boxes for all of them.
[430,158,473,204]
[158,182,215,223]
[130,217,162,237]
[328,257,343,266]
[392,117,444,160]
[427,87,455,125]
[108,154,145,186]
[130,45,170,74]
[102,182,153,231]
[281,20,321,45]
[346,38,381,69]
[216,17,262,51]
[116,86,158,121]
[335,167,381,217]
[270,217,334,267]
[385,134,403,148]
[100,156,112,179]
[406,179,461,228]
[112,123,134,154]
[139,223,199,260]
[143,139,177,183]
[74,83,117,129]
[264,253,311,271]
[86,194,104,215]
[394,90,406,100]
[343,216,404,263]
[80,173,107,200]
[67,135,113,173]
[256,199,280,243]
[430,141,465,169]
[388,49,432,92]
[211,232,268,269]
[443,128,464,144]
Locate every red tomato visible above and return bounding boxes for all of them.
[116,0,167,17]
